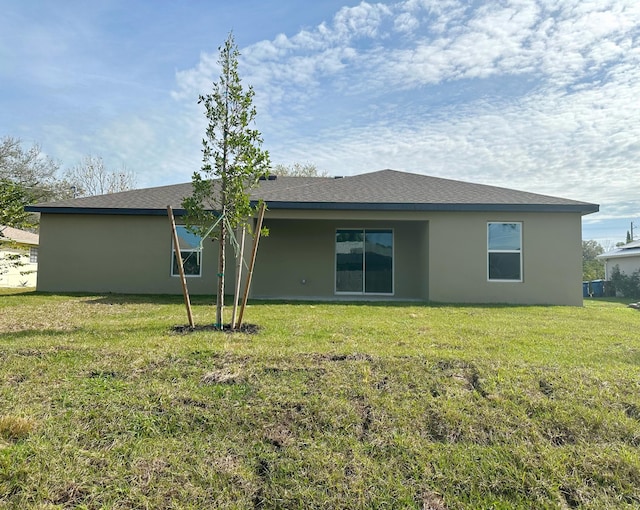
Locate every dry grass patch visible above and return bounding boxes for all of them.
[0,415,36,441]
[201,368,245,385]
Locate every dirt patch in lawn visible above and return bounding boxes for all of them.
[171,323,260,335]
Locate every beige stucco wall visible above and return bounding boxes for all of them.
[36,208,585,305]
[36,214,229,295]
[251,218,428,300]
[253,209,582,305]
[603,257,640,280]
[427,211,584,305]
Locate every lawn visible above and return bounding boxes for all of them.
[1,290,639,509]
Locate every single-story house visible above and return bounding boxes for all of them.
[26,169,598,305]
[0,225,39,287]
[597,240,640,280]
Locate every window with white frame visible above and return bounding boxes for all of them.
[29,247,38,264]
[336,229,393,294]
[171,226,202,277]
[487,222,522,281]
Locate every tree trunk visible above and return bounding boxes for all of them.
[216,209,226,329]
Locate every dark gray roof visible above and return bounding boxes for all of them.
[26,169,599,215]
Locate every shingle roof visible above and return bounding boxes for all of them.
[0,225,39,245]
[25,169,598,215]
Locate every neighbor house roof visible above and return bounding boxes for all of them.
[26,169,599,216]
[597,240,640,260]
[0,225,39,246]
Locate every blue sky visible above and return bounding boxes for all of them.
[2,0,639,246]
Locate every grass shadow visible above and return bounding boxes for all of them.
[0,328,82,341]
[5,290,634,309]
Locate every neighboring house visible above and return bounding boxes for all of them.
[0,225,39,287]
[597,240,640,280]
[25,169,598,305]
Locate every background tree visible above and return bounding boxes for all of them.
[582,239,605,281]
[0,136,70,203]
[64,155,136,197]
[0,176,38,280]
[272,162,328,177]
[182,33,270,329]
[0,179,36,230]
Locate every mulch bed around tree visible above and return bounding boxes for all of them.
[172,323,261,335]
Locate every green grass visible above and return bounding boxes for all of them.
[1,291,639,509]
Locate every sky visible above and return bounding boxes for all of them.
[1,0,639,247]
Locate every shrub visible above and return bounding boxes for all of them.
[608,265,640,299]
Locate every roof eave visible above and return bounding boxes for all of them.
[24,206,189,216]
[260,201,599,214]
[26,202,599,215]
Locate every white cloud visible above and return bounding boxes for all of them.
[394,12,419,33]
[267,60,640,217]
[332,2,392,40]
[168,0,640,229]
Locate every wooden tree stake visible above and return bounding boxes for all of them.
[167,205,194,328]
[236,202,266,329]
[231,225,246,328]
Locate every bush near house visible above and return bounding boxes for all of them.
[608,265,640,299]
[1,291,639,509]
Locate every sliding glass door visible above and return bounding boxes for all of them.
[336,229,393,294]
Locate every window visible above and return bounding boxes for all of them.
[336,229,393,294]
[171,226,202,277]
[29,247,38,264]
[488,222,522,281]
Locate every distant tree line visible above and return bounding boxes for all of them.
[1,136,136,232]
[272,162,328,177]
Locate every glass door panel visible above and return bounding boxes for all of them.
[336,230,363,292]
[364,230,393,293]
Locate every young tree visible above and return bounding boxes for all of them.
[182,33,270,329]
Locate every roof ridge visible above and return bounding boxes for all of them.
[256,175,341,199]
[376,169,595,206]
